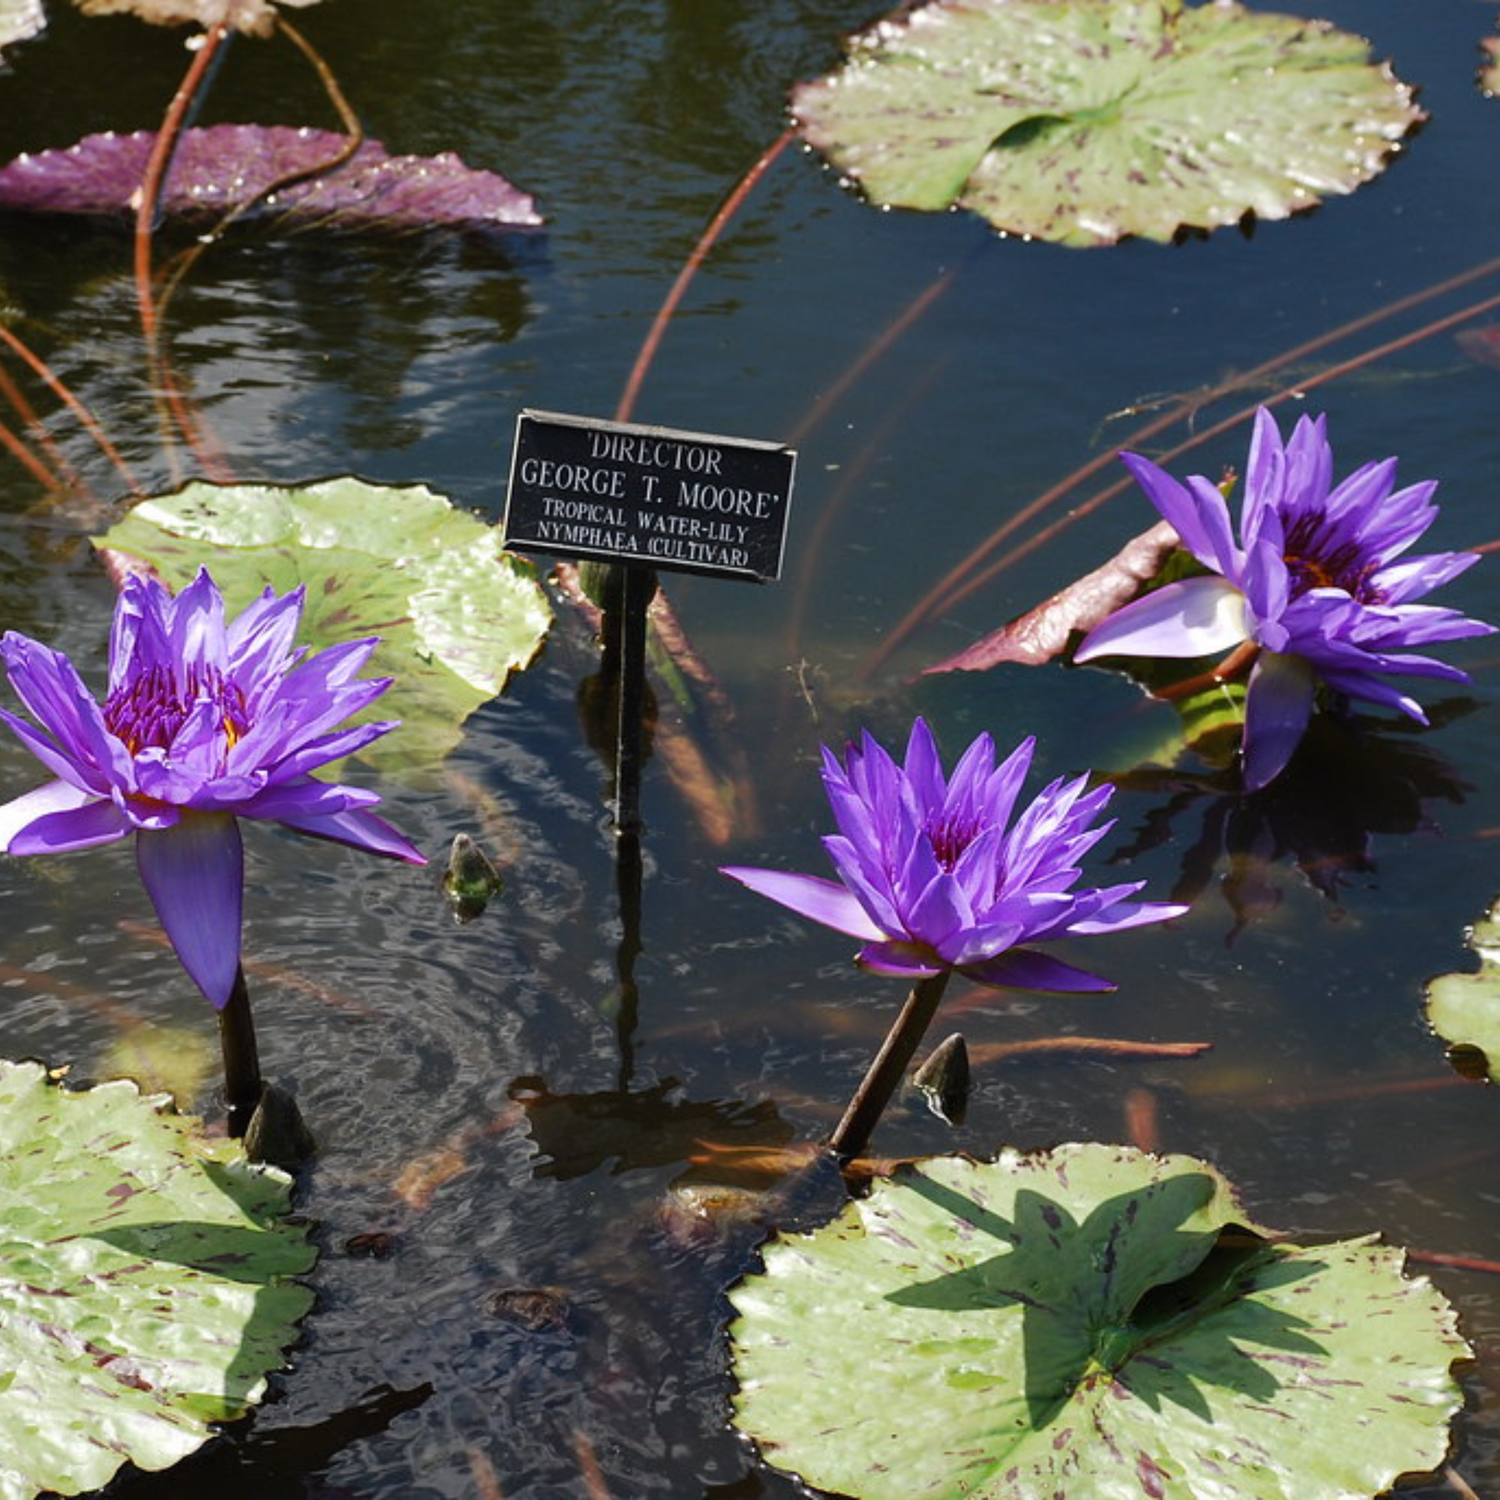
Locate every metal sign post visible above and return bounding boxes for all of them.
[504,409,796,834]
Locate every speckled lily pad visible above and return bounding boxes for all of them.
[0,1059,314,1499]
[791,0,1423,246]
[730,1143,1469,1497]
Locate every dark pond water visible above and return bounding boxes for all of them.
[3,1,1500,1495]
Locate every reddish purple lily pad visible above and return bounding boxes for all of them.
[73,0,319,39]
[0,125,543,233]
[927,519,1181,673]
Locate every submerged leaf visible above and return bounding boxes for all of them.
[0,1059,314,1499]
[792,0,1423,246]
[0,0,44,57]
[0,125,543,233]
[95,478,553,768]
[1425,896,1500,1081]
[1456,324,1500,369]
[730,1143,1469,1499]
[71,0,321,40]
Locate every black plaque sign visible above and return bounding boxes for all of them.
[503,409,796,582]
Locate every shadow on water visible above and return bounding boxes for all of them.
[888,1169,1322,1431]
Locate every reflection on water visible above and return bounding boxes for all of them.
[1111,708,1476,942]
[0,0,1499,1494]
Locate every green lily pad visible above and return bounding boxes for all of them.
[730,1143,1469,1498]
[791,0,1423,246]
[1425,896,1500,1080]
[95,477,552,769]
[0,1059,315,1499]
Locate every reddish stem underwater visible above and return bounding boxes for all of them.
[133,23,236,481]
[0,415,62,490]
[614,126,796,425]
[0,323,138,495]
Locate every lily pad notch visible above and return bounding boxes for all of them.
[791,0,1424,246]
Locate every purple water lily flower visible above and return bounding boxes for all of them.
[721,718,1183,992]
[0,568,425,1009]
[1075,407,1495,791]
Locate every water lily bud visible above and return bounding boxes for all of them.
[443,833,503,922]
[912,1032,970,1126]
[244,1082,317,1169]
[577,560,624,612]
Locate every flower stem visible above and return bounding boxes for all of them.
[218,964,264,1138]
[829,971,951,1161]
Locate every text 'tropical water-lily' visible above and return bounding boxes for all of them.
[1074,407,1494,790]
[721,717,1184,993]
[0,568,425,1009]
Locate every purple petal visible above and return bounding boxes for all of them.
[107,574,155,691]
[0,782,128,853]
[270,804,427,864]
[1241,407,1289,541]
[1119,452,1237,574]
[1074,577,1248,662]
[167,568,229,672]
[941,727,996,816]
[225,585,305,679]
[0,705,101,793]
[233,777,381,822]
[1314,668,1428,721]
[855,940,944,978]
[1367,604,1495,648]
[904,870,973,955]
[1067,898,1189,935]
[1238,537,1290,648]
[946,915,1025,967]
[1242,651,1317,792]
[720,866,884,940]
[961,948,1117,992]
[1280,412,1333,512]
[135,813,244,1009]
[259,719,401,781]
[1375,551,1478,604]
[232,671,391,769]
[901,717,947,809]
[822,834,903,935]
[1,635,129,787]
